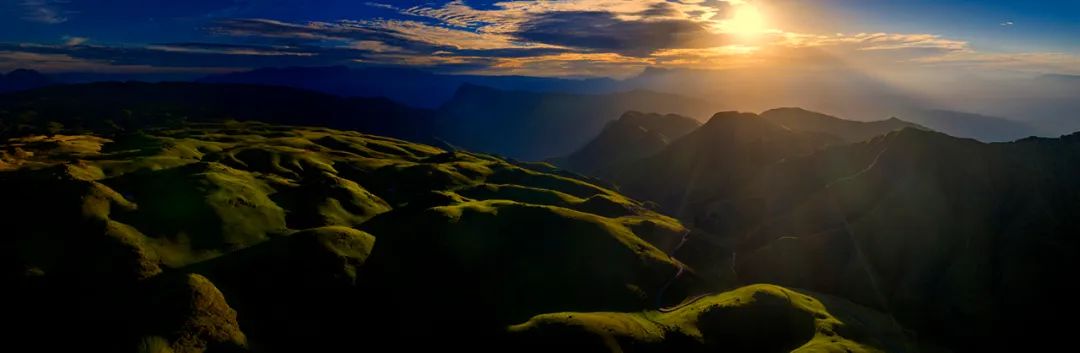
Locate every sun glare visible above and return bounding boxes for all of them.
[725,4,768,38]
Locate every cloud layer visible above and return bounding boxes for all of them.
[1,0,1077,77]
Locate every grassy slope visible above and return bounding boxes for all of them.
[609,124,1080,351]
[3,122,747,351]
[510,284,913,353]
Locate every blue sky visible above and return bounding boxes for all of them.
[812,0,1080,52]
[0,0,1077,76]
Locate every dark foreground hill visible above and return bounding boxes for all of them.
[599,111,1080,351]
[1,122,909,352]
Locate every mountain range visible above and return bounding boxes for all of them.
[5,66,1063,145]
[0,81,719,161]
[553,108,1080,351]
[203,66,1067,142]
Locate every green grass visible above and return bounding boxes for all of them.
[144,274,248,353]
[510,284,913,353]
[2,121,913,352]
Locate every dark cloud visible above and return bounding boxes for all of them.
[0,35,570,74]
[701,0,733,11]
[636,2,681,17]
[210,18,369,41]
[515,11,727,56]
[211,18,446,55]
[212,18,574,58]
[454,47,574,58]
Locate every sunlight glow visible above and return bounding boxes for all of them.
[725,4,769,38]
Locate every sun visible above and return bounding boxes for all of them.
[725,4,768,38]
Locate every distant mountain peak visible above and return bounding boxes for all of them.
[552,110,701,175]
[763,107,815,114]
[887,124,971,143]
[701,111,770,129]
[708,111,759,120]
[7,68,45,76]
[617,110,697,126]
[0,68,53,93]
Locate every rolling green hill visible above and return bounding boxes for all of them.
[2,121,911,352]
[510,284,912,353]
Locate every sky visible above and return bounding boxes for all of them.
[0,0,1078,78]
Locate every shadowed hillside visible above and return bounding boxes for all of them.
[598,114,1080,351]
[510,284,913,353]
[551,111,700,175]
[599,111,838,218]
[727,129,1080,351]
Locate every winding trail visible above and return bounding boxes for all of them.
[653,229,691,308]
